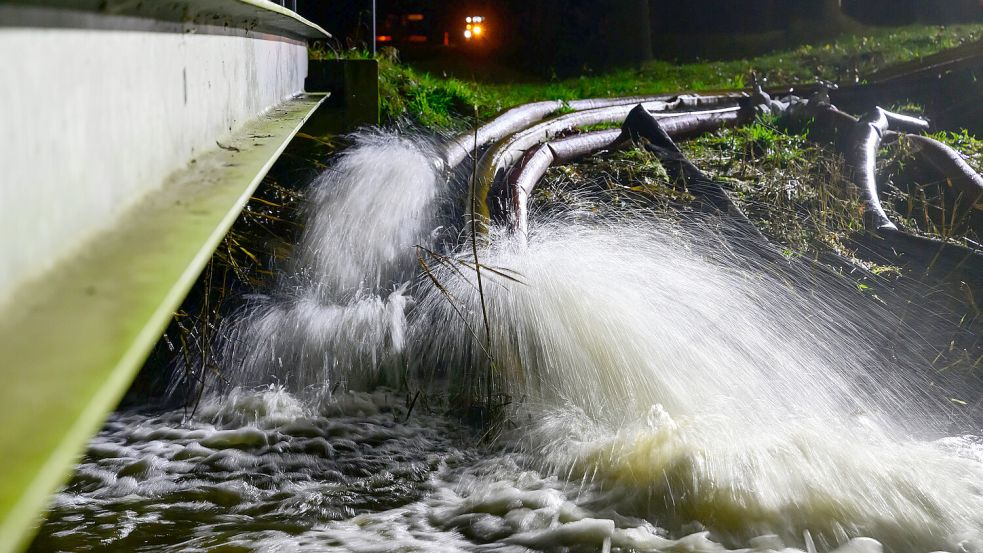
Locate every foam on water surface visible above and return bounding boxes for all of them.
[414,215,983,551]
[33,129,983,552]
[31,387,983,552]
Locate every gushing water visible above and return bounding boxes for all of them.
[418,218,898,422]
[416,214,983,550]
[218,131,444,392]
[36,130,983,552]
[292,132,443,298]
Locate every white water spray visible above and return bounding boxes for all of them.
[218,131,443,392]
[210,129,983,551]
[414,213,983,551]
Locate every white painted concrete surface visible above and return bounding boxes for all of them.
[0,4,317,305]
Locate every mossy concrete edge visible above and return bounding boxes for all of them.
[0,93,327,553]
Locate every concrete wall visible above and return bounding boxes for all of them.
[0,3,318,305]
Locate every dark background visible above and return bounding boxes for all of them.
[296,0,983,74]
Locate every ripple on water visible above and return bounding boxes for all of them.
[30,388,983,553]
[29,388,469,552]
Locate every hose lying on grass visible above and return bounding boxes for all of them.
[852,108,897,231]
[620,105,762,236]
[472,96,743,222]
[905,134,983,236]
[503,130,622,240]
[780,93,983,279]
[501,107,742,239]
[442,93,743,168]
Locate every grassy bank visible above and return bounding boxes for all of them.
[148,24,983,410]
[314,24,983,128]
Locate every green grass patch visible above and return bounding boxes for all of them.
[311,46,481,129]
[927,129,983,174]
[315,24,983,128]
[877,129,983,242]
[683,116,866,259]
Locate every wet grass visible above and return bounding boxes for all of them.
[539,111,980,273]
[877,125,983,243]
[315,24,983,127]
[682,115,867,260]
[679,112,983,256]
[535,148,691,221]
[533,116,864,261]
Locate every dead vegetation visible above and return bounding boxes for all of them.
[126,135,333,413]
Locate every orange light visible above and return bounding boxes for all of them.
[464,15,486,41]
[376,35,392,42]
[408,34,427,43]
[407,13,424,21]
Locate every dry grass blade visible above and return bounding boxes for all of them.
[419,244,526,286]
[457,261,526,286]
[416,247,492,360]
[469,113,492,348]
[416,245,479,291]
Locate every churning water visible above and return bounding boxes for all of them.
[215,131,446,393]
[32,130,983,552]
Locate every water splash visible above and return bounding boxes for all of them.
[416,216,933,425]
[291,131,445,299]
[414,213,983,550]
[217,131,444,393]
[167,129,983,551]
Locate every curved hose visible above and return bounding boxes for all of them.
[906,134,983,233]
[476,99,742,224]
[480,94,740,188]
[506,130,623,241]
[506,108,742,239]
[442,94,684,168]
[852,108,897,230]
[782,95,983,277]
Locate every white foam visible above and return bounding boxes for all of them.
[121,129,983,552]
[216,131,443,394]
[413,215,983,549]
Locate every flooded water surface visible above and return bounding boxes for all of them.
[29,130,983,552]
